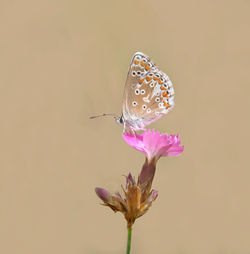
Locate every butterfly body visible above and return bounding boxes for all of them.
[118,52,175,133]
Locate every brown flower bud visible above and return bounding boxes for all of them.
[95,159,158,228]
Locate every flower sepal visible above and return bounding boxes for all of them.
[95,172,158,228]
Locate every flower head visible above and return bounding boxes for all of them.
[95,129,184,228]
[122,129,184,162]
[95,173,158,228]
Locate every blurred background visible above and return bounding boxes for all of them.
[0,0,250,253]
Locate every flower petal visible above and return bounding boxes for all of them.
[122,129,184,161]
[146,189,158,204]
[122,132,146,155]
[95,187,112,203]
[126,173,136,187]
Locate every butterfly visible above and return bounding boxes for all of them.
[91,52,175,134]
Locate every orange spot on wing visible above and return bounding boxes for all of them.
[145,65,150,71]
[161,86,167,90]
[140,61,145,67]
[139,78,144,84]
[163,101,170,108]
[159,79,163,84]
[162,92,168,97]
[134,60,139,65]
[146,76,152,81]
[153,77,159,81]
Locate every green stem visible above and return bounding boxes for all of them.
[126,227,132,254]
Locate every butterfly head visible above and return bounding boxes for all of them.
[115,115,124,126]
[115,115,129,134]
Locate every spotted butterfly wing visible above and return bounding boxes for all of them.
[121,52,175,132]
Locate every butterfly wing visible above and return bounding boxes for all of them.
[122,52,175,131]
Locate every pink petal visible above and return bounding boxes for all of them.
[122,132,146,155]
[126,173,136,187]
[95,187,112,203]
[122,129,184,161]
[146,189,158,204]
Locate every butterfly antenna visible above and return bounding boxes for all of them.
[89,113,119,119]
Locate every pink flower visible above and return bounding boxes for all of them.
[122,129,184,162]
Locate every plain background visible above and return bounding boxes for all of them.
[1,0,250,253]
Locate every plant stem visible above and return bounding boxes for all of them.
[126,227,132,254]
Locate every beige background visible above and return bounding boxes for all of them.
[0,0,250,253]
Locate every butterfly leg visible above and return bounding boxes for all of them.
[122,122,126,134]
[131,128,136,137]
